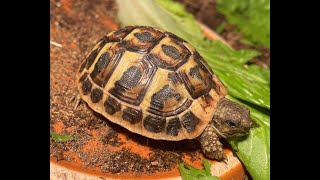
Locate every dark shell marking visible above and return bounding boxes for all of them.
[148,99,193,117]
[90,52,110,85]
[193,52,214,75]
[179,57,214,99]
[192,52,223,94]
[96,37,110,52]
[87,44,126,88]
[168,72,183,85]
[203,94,214,105]
[166,118,182,136]
[123,27,164,54]
[148,85,193,117]
[181,111,199,133]
[149,38,191,71]
[189,66,204,81]
[162,45,181,59]
[107,26,135,42]
[86,49,99,69]
[79,39,107,73]
[82,78,92,95]
[164,32,187,43]
[114,26,134,36]
[79,72,88,83]
[104,96,121,115]
[79,59,87,72]
[101,47,126,87]
[192,52,222,98]
[134,32,155,43]
[150,85,182,109]
[143,115,166,133]
[109,56,157,106]
[90,88,103,103]
[115,66,143,89]
[122,107,143,124]
[84,42,126,88]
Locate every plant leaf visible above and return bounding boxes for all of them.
[201,158,212,176]
[50,132,74,142]
[178,161,221,180]
[217,0,270,47]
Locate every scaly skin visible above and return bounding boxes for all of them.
[199,123,226,160]
[199,98,252,160]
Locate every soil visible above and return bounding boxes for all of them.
[50,0,253,178]
[176,0,270,68]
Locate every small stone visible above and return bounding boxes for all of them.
[151,161,159,166]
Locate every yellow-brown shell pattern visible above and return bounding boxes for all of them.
[77,26,227,141]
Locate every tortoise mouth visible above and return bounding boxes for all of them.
[212,124,250,138]
[211,125,227,138]
[211,119,251,138]
[212,127,250,138]
[223,131,249,138]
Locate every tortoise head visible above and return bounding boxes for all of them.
[212,98,252,138]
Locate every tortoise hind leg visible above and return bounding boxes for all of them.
[198,123,227,161]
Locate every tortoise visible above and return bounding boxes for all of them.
[76,26,252,160]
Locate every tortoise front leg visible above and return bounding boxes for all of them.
[199,123,227,160]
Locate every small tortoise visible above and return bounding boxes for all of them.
[77,26,252,160]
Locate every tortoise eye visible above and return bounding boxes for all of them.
[226,121,237,128]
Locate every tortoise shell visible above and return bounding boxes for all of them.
[77,26,227,141]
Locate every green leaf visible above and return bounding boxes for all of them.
[115,0,270,179]
[228,96,270,179]
[178,163,207,179]
[217,0,270,47]
[216,22,226,34]
[50,132,74,142]
[178,161,221,180]
[201,158,212,176]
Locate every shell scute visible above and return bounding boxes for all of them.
[149,36,191,71]
[122,26,164,53]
